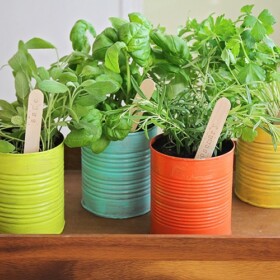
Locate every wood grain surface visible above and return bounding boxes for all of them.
[1,235,280,279]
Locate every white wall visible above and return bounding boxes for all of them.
[143,0,280,43]
[2,0,279,102]
[0,0,143,101]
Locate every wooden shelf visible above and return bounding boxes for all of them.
[1,148,280,279]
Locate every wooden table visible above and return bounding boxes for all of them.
[1,148,280,279]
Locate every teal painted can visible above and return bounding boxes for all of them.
[81,126,157,219]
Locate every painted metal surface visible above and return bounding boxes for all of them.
[0,141,65,234]
[82,127,157,219]
[150,134,234,235]
[235,127,280,208]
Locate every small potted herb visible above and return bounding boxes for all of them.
[58,15,157,218]
[0,38,70,234]
[135,5,280,234]
[179,4,280,209]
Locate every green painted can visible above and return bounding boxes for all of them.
[0,137,65,234]
[81,126,157,219]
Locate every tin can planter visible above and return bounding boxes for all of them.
[0,136,65,234]
[150,134,235,235]
[81,126,157,219]
[235,127,280,208]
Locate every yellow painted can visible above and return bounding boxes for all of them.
[0,137,65,233]
[235,127,280,208]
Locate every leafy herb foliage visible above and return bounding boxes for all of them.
[63,14,155,153]
[0,38,70,153]
[136,5,280,155]
[2,6,280,155]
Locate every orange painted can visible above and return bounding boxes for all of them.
[150,134,235,235]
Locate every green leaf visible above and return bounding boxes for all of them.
[109,17,128,30]
[71,104,96,119]
[50,67,63,80]
[80,65,102,78]
[226,37,240,57]
[84,80,120,96]
[26,53,38,76]
[128,13,153,30]
[59,72,78,84]
[119,22,151,66]
[251,20,266,42]
[104,113,132,141]
[0,110,14,122]
[214,16,235,40]
[0,100,17,114]
[70,19,96,53]
[237,63,266,84]
[81,79,96,87]
[80,109,103,141]
[92,27,118,60]
[0,140,15,153]
[15,71,30,100]
[8,49,28,72]
[64,129,93,148]
[258,9,276,34]
[37,67,50,80]
[90,135,110,153]
[151,31,190,65]
[77,80,119,106]
[166,74,189,99]
[25,37,55,49]
[105,41,127,73]
[38,80,68,94]
[241,5,254,14]
[241,30,256,49]
[244,15,257,28]
[221,49,236,66]
[241,127,258,142]
[88,81,119,104]
[101,69,123,86]
[11,115,23,126]
[244,9,276,42]
[16,106,25,117]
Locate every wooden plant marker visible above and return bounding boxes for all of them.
[130,79,155,132]
[24,89,44,153]
[195,97,231,159]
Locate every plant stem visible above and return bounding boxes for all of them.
[125,52,131,104]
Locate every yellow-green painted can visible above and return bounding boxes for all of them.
[0,138,65,233]
[235,127,280,208]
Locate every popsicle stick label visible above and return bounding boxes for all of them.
[130,79,155,132]
[24,89,44,153]
[195,97,231,159]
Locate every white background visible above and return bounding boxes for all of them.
[0,0,143,101]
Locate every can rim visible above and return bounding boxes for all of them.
[150,134,235,162]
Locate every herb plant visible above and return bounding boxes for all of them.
[136,5,280,156]
[62,14,156,153]
[0,38,71,153]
